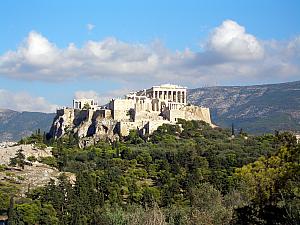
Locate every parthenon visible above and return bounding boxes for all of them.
[138,84,187,110]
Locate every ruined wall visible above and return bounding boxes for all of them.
[146,120,173,134]
[184,105,213,125]
[134,110,162,122]
[118,120,152,136]
[110,99,135,121]
[162,109,186,123]
[118,121,139,136]
[135,98,152,111]
[161,105,213,125]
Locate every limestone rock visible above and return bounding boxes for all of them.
[48,108,118,147]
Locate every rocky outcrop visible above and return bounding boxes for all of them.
[48,108,75,138]
[48,109,119,147]
[0,144,74,195]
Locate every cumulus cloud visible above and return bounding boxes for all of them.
[86,23,95,31]
[0,89,58,112]
[206,20,264,61]
[0,20,299,87]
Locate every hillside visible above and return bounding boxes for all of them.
[1,120,298,224]
[188,80,300,134]
[0,109,55,141]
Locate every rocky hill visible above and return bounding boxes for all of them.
[188,80,300,134]
[0,109,55,141]
[0,143,75,196]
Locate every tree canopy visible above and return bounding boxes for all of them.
[1,120,299,224]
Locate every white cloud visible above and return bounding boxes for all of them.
[74,88,129,105]
[206,20,264,61]
[0,20,299,87]
[0,89,58,112]
[86,23,95,31]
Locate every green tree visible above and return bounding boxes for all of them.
[234,142,300,224]
[9,148,26,169]
[10,201,58,225]
[189,183,233,225]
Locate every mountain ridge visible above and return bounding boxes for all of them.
[188,80,300,134]
[0,109,55,141]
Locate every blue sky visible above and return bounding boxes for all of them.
[0,0,300,112]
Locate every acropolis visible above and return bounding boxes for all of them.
[49,84,213,147]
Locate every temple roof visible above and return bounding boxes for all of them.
[151,84,187,89]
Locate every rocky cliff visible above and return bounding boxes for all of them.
[48,109,119,147]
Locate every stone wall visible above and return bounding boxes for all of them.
[118,121,139,136]
[146,120,173,134]
[161,105,213,125]
[134,110,162,122]
[184,105,213,125]
[162,109,185,123]
[109,99,135,121]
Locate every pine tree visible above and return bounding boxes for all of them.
[9,147,26,169]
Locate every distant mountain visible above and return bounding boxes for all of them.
[188,80,300,134]
[0,109,55,141]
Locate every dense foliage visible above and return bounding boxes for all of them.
[1,120,299,224]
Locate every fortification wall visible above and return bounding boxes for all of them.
[184,105,212,125]
[146,120,173,134]
[118,120,152,136]
[162,109,186,123]
[118,121,138,136]
[110,99,135,121]
[134,110,162,122]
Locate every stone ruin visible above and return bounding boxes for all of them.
[48,84,214,147]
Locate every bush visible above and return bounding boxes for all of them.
[38,156,58,167]
[27,156,37,162]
